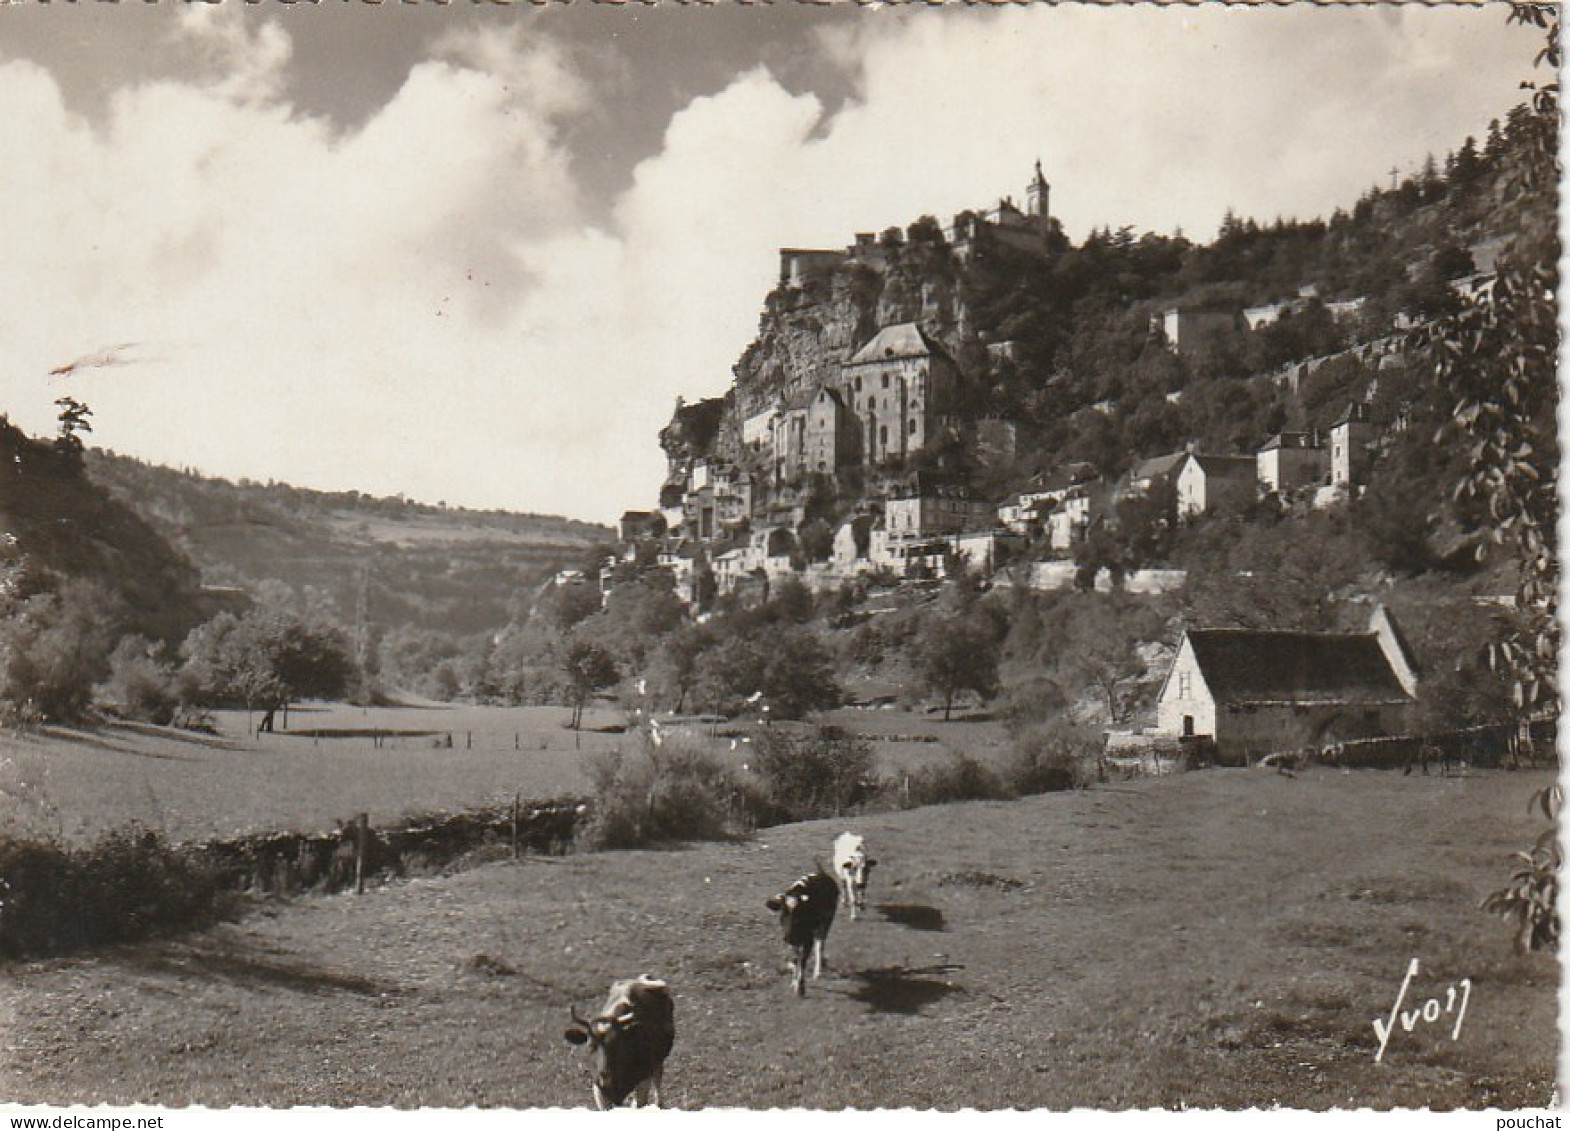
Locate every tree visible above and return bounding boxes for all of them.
[538,580,602,634]
[1049,594,1170,725]
[691,633,768,716]
[751,726,878,822]
[798,518,834,564]
[916,611,1001,721]
[181,608,353,732]
[1414,4,1558,722]
[562,637,619,732]
[646,622,711,715]
[1412,3,1559,954]
[53,396,93,466]
[97,636,180,725]
[758,627,841,720]
[0,579,119,722]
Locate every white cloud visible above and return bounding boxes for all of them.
[0,6,1540,526]
[173,4,293,105]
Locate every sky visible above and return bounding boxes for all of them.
[0,2,1544,526]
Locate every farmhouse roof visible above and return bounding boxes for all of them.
[847,322,947,366]
[1032,460,1098,493]
[1184,629,1413,706]
[1131,450,1189,482]
[1187,454,1256,477]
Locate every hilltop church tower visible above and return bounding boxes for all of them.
[1027,159,1051,237]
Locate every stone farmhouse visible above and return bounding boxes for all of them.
[1175,454,1256,519]
[1257,431,1331,494]
[1154,606,1420,764]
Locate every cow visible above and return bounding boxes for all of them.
[563,975,676,1109]
[832,832,876,921]
[766,867,840,996]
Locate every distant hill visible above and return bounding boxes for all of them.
[0,418,210,643]
[86,452,613,639]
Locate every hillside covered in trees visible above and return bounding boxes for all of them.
[87,451,610,640]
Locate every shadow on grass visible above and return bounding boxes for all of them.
[877,903,946,931]
[846,963,963,1015]
[127,942,395,997]
[105,722,249,751]
[280,728,443,740]
[38,727,203,763]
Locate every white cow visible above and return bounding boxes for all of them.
[832,832,876,921]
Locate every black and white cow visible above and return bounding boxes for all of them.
[766,867,840,997]
[563,975,676,1109]
[832,832,876,921]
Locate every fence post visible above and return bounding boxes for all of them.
[354,812,369,895]
[511,793,521,860]
[467,731,473,750]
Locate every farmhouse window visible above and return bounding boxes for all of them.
[882,374,890,389]
[1177,671,1191,698]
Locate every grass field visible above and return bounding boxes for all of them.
[0,765,1556,1110]
[0,702,1014,845]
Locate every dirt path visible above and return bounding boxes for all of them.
[0,768,1557,1109]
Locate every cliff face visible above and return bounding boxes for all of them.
[667,226,983,482]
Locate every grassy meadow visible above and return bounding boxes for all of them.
[0,700,1012,845]
[0,765,1555,1109]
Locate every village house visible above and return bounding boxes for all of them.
[1174,453,1256,519]
[1257,432,1330,494]
[1124,450,1189,497]
[803,385,858,476]
[619,510,665,543]
[885,475,995,543]
[832,514,878,573]
[1045,483,1105,551]
[1329,402,1376,490]
[742,404,777,454]
[710,545,749,593]
[1154,606,1420,765]
[769,392,812,482]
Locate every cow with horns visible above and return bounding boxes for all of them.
[766,867,840,997]
[563,975,676,1109]
[832,832,876,921]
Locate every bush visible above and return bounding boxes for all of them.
[1005,722,1105,793]
[902,753,1009,808]
[751,726,879,824]
[0,825,234,959]
[0,581,119,724]
[96,636,181,724]
[578,737,753,850]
